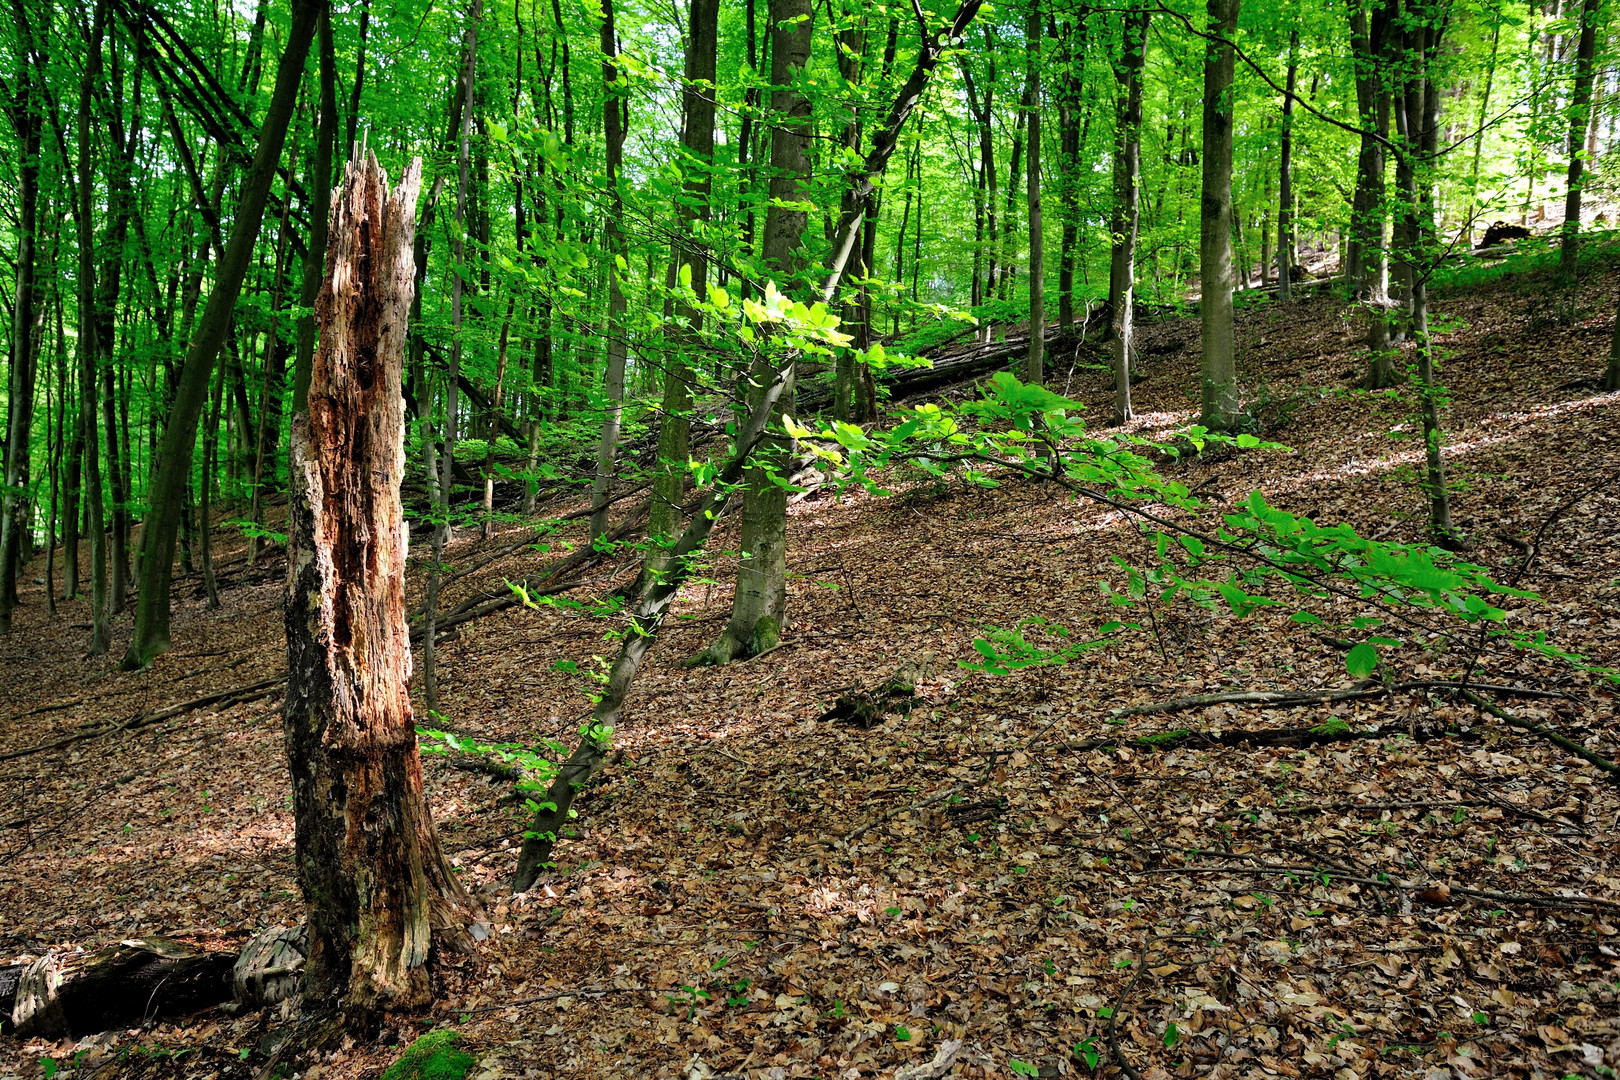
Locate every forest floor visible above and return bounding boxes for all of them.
[2,249,1619,1080]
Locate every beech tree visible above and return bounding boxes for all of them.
[121,0,320,669]
[1199,0,1242,433]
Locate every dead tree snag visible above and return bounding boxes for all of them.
[284,151,474,1016]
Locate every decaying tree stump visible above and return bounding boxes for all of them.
[283,150,475,1016]
[817,655,932,728]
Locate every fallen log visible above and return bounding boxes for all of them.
[3,938,236,1038]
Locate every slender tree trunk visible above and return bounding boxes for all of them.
[1199,0,1242,432]
[46,302,63,618]
[692,0,814,667]
[1395,14,1457,547]
[200,357,224,610]
[647,0,718,581]
[78,0,111,656]
[284,151,474,1016]
[122,0,320,669]
[1277,29,1298,303]
[1109,10,1148,425]
[346,0,370,150]
[586,0,629,543]
[96,38,138,615]
[1559,0,1603,277]
[1024,0,1043,385]
[0,46,42,633]
[481,295,514,540]
[1056,17,1083,329]
[423,0,481,714]
[999,108,1025,302]
[1466,20,1501,244]
[61,296,80,602]
[292,9,338,417]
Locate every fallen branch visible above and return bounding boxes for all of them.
[842,784,966,845]
[1107,684,1382,717]
[1459,689,1620,782]
[1157,859,1620,912]
[414,498,649,641]
[1108,679,1571,719]
[1050,721,1445,755]
[1106,955,1149,1080]
[1,697,86,725]
[0,677,286,763]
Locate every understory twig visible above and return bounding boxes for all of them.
[1106,953,1149,1080]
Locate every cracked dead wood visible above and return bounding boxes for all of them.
[282,151,475,1014]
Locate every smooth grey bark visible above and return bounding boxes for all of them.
[1198,0,1242,432]
[121,0,320,669]
[1024,0,1043,386]
[1558,0,1603,277]
[423,0,481,715]
[0,30,42,633]
[690,0,814,666]
[1108,10,1148,425]
[1392,12,1456,548]
[586,0,630,544]
[646,0,718,582]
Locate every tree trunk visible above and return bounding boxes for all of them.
[1199,0,1242,432]
[1109,10,1148,425]
[77,0,111,656]
[96,37,138,615]
[423,0,481,715]
[292,7,337,417]
[1277,29,1298,304]
[122,0,320,669]
[1056,16,1083,329]
[1394,13,1457,548]
[1559,0,1603,277]
[200,359,224,610]
[1024,0,1044,386]
[284,151,474,1015]
[587,0,630,543]
[690,0,813,666]
[3,938,236,1040]
[0,47,42,633]
[647,0,718,581]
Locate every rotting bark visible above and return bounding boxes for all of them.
[2,938,236,1039]
[283,152,475,1015]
